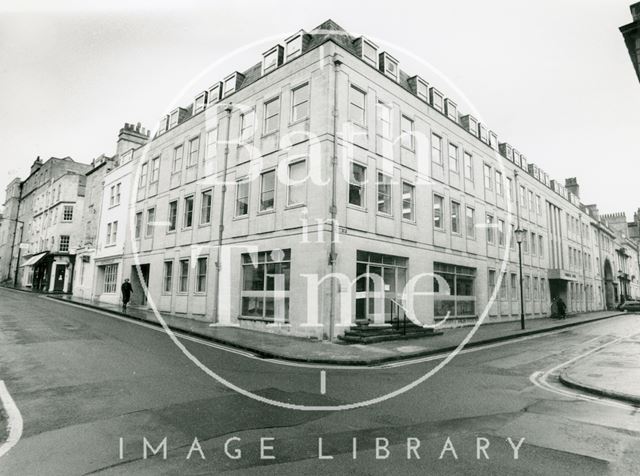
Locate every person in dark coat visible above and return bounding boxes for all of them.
[121,278,133,312]
[556,296,567,319]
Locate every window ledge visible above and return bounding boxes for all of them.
[288,117,309,128]
[238,315,290,324]
[261,131,278,140]
[284,203,306,211]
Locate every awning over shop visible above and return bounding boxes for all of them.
[19,251,48,268]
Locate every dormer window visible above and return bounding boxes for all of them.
[444,99,457,122]
[158,115,168,134]
[416,78,428,102]
[169,109,180,129]
[489,131,498,150]
[223,72,244,97]
[461,114,478,137]
[513,150,521,167]
[208,82,222,106]
[285,31,305,61]
[429,87,444,112]
[478,124,488,143]
[360,38,378,67]
[378,52,399,81]
[520,155,528,170]
[262,45,284,75]
[194,91,208,114]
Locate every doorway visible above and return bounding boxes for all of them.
[604,259,614,310]
[355,251,407,323]
[130,264,150,306]
[53,265,66,292]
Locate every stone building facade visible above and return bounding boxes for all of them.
[81,20,634,341]
[72,154,118,299]
[3,20,635,337]
[8,157,91,293]
[620,2,640,82]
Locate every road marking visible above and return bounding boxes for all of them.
[529,330,640,410]
[0,380,23,459]
[320,370,326,395]
[47,297,633,371]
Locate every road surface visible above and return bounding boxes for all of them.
[0,288,639,475]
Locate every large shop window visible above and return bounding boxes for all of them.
[433,262,476,318]
[241,249,291,321]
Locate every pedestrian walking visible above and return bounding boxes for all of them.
[556,296,566,319]
[121,278,133,312]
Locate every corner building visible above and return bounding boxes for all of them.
[99,20,614,339]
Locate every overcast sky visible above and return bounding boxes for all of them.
[1,0,639,217]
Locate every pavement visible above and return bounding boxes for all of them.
[46,291,627,366]
[2,286,640,474]
[560,337,640,405]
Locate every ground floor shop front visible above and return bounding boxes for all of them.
[18,251,75,293]
[79,235,599,339]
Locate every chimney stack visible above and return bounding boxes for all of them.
[565,177,580,198]
[30,156,43,175]
[116,122,150,156]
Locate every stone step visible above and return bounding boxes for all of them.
[338,328,443,344]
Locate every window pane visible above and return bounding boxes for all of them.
[292,83,309,121]
[260,171,275,211]
[402,182,414,220]
[288,161,306,205]
[236,181,249,216]
[451,201,460,234]
[349,163,366,207]
[377,173,391,214]
[448,144,458,172]
[466,207,475,238]
[431,134,442,164]
[433,195,443,229]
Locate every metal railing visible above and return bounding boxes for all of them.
[389,297,408,335]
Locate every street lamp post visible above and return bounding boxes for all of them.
[515,227,527,330]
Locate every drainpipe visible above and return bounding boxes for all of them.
[212,104,233,324]
[328,53,341,341]
[8,183,23,282]
[578,218,587,311]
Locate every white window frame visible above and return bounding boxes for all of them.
[259,169,276,212]
[263,97,280,135]
[287,159,307,207]
[291,82,310,123]
[235,180,250,217]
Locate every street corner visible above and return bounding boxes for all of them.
[559,339,640,406]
